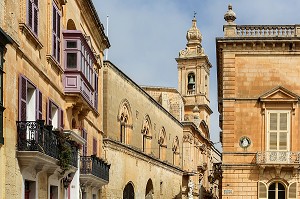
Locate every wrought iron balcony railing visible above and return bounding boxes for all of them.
[16,120,59,159]
[256,151,300,164]
[80,156,110,182]
[65,141,79,167]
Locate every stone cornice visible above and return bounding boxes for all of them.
[103,138,183,175]
[103,61,183,127]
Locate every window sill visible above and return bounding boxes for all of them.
[19,23,43,50]
[46,55,64,74]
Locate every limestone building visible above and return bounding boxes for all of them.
[0,0,110,199]
[217,4,300,199]
[0,0,221,198]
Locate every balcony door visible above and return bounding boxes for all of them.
[266,110,290,163]
[268,182,285,199]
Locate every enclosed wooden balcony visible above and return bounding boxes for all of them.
[80,156,110,187]
[63,30,98,113]
[16,120,78,174]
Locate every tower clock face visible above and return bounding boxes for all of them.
[239,136,251,148]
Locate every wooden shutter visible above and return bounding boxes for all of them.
[28,0,33,29]
[52,2,60,62]
[36,89,42,120]
[82,129,87,156]
[57,13,60,63]
[258,181,267,199]
[58,108,64,130]
[94,73,98,110]
[47,99,52,125]
[33,0,38,35]
[19,75,27,121]
[289,182,297,199]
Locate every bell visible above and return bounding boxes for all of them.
[188,76,195,84]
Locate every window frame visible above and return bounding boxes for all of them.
[27,0,39,36]
[52,1,61,63]
[266,110,290,151]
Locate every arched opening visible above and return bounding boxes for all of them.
[123,182,134,199]
[145,179,154,199]
[118,100,132,144]
[71,118,76,129]
[187,73,195,94]
[67,19,76,30]
[158,127,167,160]
[268,182,286,199]
[142,116,152,154]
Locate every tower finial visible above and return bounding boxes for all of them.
[193,11,197,19]
[224,3,236,24]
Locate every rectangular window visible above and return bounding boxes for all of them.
[47,99,63,130]
[267,110,290,151]
[82,129,87,156]
[67,41,77,49]
[52,2,61,63]
[27,0,39,35]
[19,75,42,121]
[66,53,77,68]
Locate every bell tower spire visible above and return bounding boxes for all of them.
[176,16,212,127]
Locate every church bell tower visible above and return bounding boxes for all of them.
[176,16,212,127]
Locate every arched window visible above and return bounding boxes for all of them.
[158,127,167,160]
[67,19,76,30]
[172,136,180,166]
[141,116,152,154]
[187,73,195,95]
[123,182,135,199]
[118,100,132,144]
[268,182,286,199]
[145,179,154,199]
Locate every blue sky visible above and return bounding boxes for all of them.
[93,0,300,151]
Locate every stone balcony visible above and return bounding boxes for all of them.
[16,120,78,174]
[80,156,110,188]
[256,151,300,167]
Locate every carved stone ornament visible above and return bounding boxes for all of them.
[224,4,236,24]
[239,136,251,148]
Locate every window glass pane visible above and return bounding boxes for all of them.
[280,113,287,130]
[67,41,77,48]
[66,53,77,68]
[270,113,277,130]
[279,132,287,150]
[269,132,277,150]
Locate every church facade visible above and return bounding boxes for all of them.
[217,5,300,199]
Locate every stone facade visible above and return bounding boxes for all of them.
[0,0,110,199]
[0,1,221,198]
[217,4,300,199]
[102,61,183,198]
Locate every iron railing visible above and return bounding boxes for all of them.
[80,156,110,182]
[65,141,79,167]
[256,151,300,164]
[16,120,59,159]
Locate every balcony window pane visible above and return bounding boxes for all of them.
[269,132,277,150]
[67,41,77,48]
[66,53,77,68]
[279,132,287,150]
[280,113,287,130]
[270,113,277,131]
